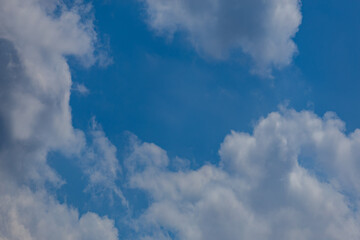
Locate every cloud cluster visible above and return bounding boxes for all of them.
[126,109,360,240]
[0,0,119,238]
[141,0,302,76]
[3,1,359,239]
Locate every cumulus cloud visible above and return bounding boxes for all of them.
[0,0,119,238]
[126,109,360,240]
[141,0,302,76]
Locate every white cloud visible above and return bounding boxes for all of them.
[126,109,360,240]
[141,0,302,76]
[0,0,119,238]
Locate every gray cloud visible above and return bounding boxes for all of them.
[141,0,302,76]
[126,109,360,240]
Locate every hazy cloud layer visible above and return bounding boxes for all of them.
[126,109,360,240]
[0,0,119,239]
[142,0,302,76]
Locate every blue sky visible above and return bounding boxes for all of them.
[2,0,360,239]
[71,0,360,168]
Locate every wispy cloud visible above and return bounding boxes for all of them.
[73,83,90,95]
[82,118,127,206]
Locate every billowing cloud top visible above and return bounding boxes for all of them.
[126,109,360,240]
[141,0,302,76]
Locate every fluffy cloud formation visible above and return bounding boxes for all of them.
[141,0,302,76]
[126,109,360,240]
[0,0,119,238]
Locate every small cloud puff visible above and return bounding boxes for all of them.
[73,83,90,95]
